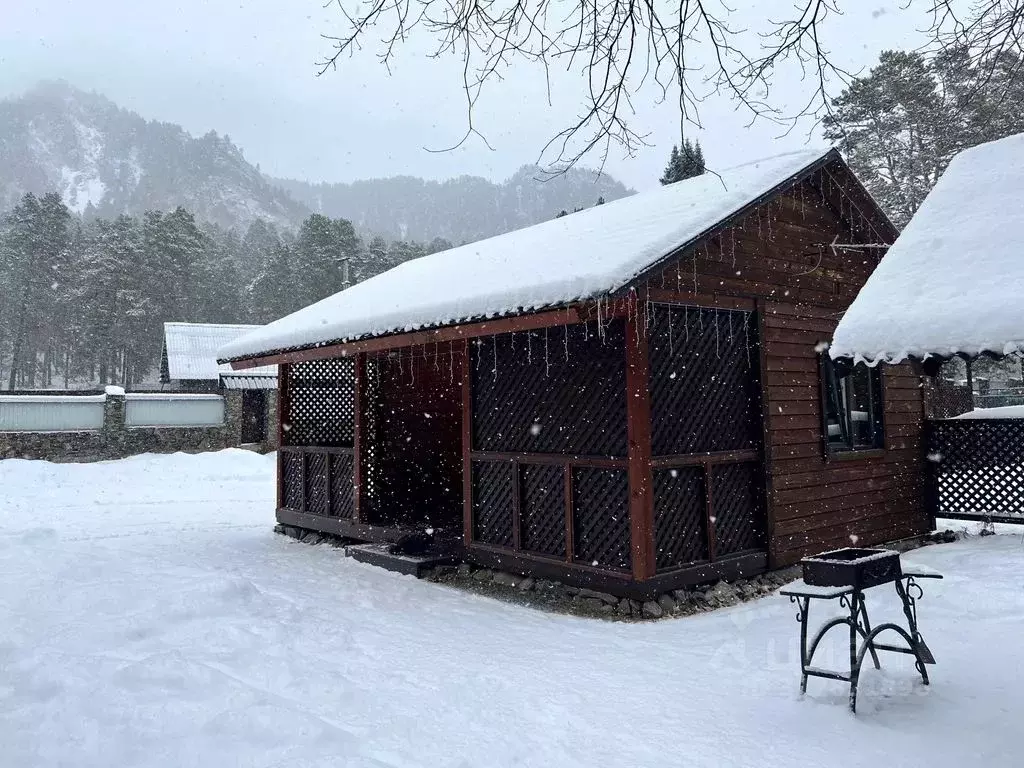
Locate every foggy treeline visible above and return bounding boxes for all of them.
[0,193,452,389]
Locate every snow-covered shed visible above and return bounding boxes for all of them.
[162,322,277,391]
[220,148,930,598]
[831,132,1024,368]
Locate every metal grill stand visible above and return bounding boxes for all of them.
[780,554,942,713]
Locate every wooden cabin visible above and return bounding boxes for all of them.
[220,148,929,599]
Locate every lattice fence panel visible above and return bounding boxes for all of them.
[472,461,515,547]
[304,453,328,516]
[285,357,355,447]
[653,467,708,571]
[520,464,566,558]
[282,450,303,510]
[572,468,631,571]
[710,463,766,556]
[929,419,1024,521]
[472,320,627,456]
[361,358,383,519]
[330,454,356,519]
[649,305,761,456]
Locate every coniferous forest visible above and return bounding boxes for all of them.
[0,194,452,388]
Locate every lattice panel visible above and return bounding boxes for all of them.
[282,450,303,510]
[572,468,631,571]
[649,305,761,456]
[361,358,383,519]
[929,419,1024,519]
[653,467,708,571]
[304,453,328,516]
[330,453,356,519]
[472,320,627,456]
[285,357,355,447]
[710,463,766,556]
[472,461,515,547]
[520,463,566,558]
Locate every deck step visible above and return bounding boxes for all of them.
[346,542,458,578]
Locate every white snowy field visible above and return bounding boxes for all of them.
[1,450,1022,767]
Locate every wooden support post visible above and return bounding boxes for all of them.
[352,353,364,523]
[625,290,655,581]
[461,340,473,545]
[704,462,717,562]
[276,362,290,513]
[564,464,575,563]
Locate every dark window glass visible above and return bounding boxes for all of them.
[821,356,884,452]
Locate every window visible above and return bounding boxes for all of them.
[820,355,884,453]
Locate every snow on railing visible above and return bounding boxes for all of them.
[124,393,225,428]
[0,394,106,432]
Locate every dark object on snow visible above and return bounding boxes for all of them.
[389,531,434,556]
[802,548,902,591]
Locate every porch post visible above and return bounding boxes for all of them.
[353,352,364,523]
[460,339,474,545]
[276,362,290,514]
[625,289,656,581]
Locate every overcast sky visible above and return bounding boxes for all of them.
[1,1,943,189]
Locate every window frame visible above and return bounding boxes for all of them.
[819,353,885,456]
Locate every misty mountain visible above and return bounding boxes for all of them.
[272,167,634,244]
[0,81,308,230]
[0,81,634,243]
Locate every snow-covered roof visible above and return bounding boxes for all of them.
[831,132,1024,364]
[220,148,834,362]
[164,323,277,380]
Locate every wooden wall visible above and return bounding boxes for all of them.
[645,160,929,567]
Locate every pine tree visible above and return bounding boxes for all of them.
[660,139,706,185]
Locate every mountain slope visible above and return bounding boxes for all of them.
[273,166,634,244]
[0,81,308,230]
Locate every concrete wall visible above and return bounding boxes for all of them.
[0,390,274,462]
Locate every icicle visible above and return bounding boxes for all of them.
[743,313,751,368]
[676,260,682,291]
[544,327,551,376]
[492,334,498,381]
[510,331,515,354]
[527,330,533,364]
[434,342,440,371]
[727,311,733,343]
[766,201,773,240]
[563,324,569,361]
[756,207,762,238]
[449,341,454,382]
[668,305,674,356]
[715,309,720,358]
[684,304,689,341]
[475,339,481,370]
[692,252,698,294]
[731,227,737,267]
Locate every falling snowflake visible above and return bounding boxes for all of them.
[670,469,678,478]
[814,341,830,353]
[849,534,860,544]
[282,423,292,432]
[592,560,599,566]
[423,412,433,419]
[927,451,944,463]
[529,423,542,436]
[709,516,716,524]
[425,528,434,535]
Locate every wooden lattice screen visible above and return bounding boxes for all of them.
[927,418,1024,523]
[280,358,357,520]
[648,305,766,572]
[469,320,631,572]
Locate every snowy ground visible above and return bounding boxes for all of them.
[1,450,1022,767]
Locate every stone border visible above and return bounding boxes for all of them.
[275,524,958,620]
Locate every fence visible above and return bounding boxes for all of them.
[0,388,273,462]
[0,394,106,432]
[125,394,225,428]
[926,416,1024,524]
